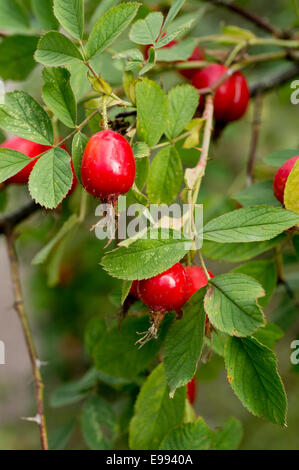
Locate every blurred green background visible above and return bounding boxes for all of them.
[0,0,299,450]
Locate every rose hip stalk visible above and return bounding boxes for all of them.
[136,263,187,347]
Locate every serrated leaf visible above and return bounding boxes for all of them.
[0,35,38,81]
[160,417,214,450]
[32,214,78,265]
[35,31,83,66]
[232,260,277,307]
[166,85,198,139]
[86,3,140,60]
[0,149,31,183]
[72,132,88,184]
[225,336,287,425]
[164,289,206,397]
[205,273,265,337]
[135,155,149,191]
[163,0,185,30]
[222,25,256,40]
[29,148,73,209]
[0,0,29,32]
[42,67,77,128]
[0,91,53,145]
[129,11,163,45]
[202,234,285,262]
[147,146,182,205]
[214,417,243,450]
[133,142,149,159]
[233,181,280,208]
[32,0,59,30]
[156,38,197,62]
[101,229,189,280]
[129,364,186,450]
[284,159,299,216]
[155,19,194,48]
[93,315,172,379]
[136,78,168,147]
[54,0,84,40]
[264,149,298,167]
[203,206,299,243]
[81,396,118,450]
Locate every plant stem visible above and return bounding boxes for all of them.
[5,231,48,450]
[246,91,263,186]
[54,109,100,148]
[102,96,109,130]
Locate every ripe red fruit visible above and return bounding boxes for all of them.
[81,130,136,200]
[192,64,250,123]
[273,155,299,204]
[187,377,197,404]
[138,263,187,313]
[185,265,214,302]
[179,46,204,80]
[1,137,52,184]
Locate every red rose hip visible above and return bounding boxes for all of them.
[138,263,187,313]
[184,265,214,302]
[273,155,299,204]
[81,130,136,200]
[187,377,197,404]
[180,46,204,80]
[192,64,250,123]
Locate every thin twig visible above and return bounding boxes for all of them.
[246,91,263,186]
[0,201,39,234]
[5,231,49,450]
[205,0,283,37]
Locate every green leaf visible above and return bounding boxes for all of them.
[221,24,256,40]
[232,260,277,307]
[136,78,168,147]
[49,419,76,450]
[29,148,73,209]
[129,12,163,45]
[0,0,29,32]
[202,235,285,262]
[163,0,185,30]
[160,417,214,450]
[214,417,243,450]
[203,206,299,243]
[93,315,172,379]
[72,132,88,183]
[86,2,140,60]
[147,146,182,204]
[54,0,84,40]
[35,31,83,66]
[264,149,298,167]
[81,396,118,450]
[253,322,284,350]
[0,35,38,81]
[205,273,265,337]
[42,67,77,128]
[156,19,194,48]
[32,214,79,265]
[32,0,59,30]
[51,368,98,407]
[84,317,106,356]
[0,91,53,145]
[129,364,186,450]
[166,85,198,140]
[164,289,206,397]
[101,229,189,280]
[0,149,31,183]
[133,141,150,159]
[233,181,280,208]
[224,336,287,425]
[156,38,197,62]
[135,154,149,190]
